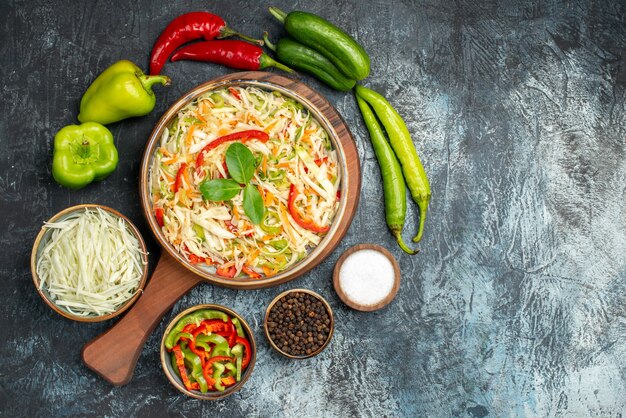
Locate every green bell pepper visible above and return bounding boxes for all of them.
[212,362,226,392]
[231,318,245,338]
[51,122,118,189]
[78,60,171,125]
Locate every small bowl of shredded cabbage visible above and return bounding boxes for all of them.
[31,204,149,322]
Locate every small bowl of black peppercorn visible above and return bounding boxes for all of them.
[264,289,334,359]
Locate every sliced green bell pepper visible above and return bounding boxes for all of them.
[78,60,170,125]
[231,318,245,338]
[51,122,118,189]
[232,343,244,382]
[181,344,208,393]
[165,310,229,349]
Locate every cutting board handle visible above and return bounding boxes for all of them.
[81,253,202,386]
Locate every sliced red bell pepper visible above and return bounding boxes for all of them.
[182,323,197,334]
[242,265,261,279]
[221,375,236,387]
[224,219,238,234]
[235,336,252,369]
[287,184,330,233]
[193,319,230,338]
[216,265,237,278]
[174,162,188,192]
[228,87,241,100]
[172,345,194,390]
[336,190,341,201]
[188,253,203,264]
[195,129,269,171]
[155,207,164,227]
[188,339,206,367]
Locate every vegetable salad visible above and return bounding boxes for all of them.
[150,86,340,278]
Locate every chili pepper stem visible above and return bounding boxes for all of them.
[219,27,264,45]
[393,229,419,255]
[268,7,287,23]
[137,72,171,93]
[259,54,294,73]
[413,204,427,242]
[263,32,276,51]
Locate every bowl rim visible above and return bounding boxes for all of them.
[139,72,357,289]
[332,243,401,311]
[30,204,149,322]
[263,288,334,359]
[160,303,257,400]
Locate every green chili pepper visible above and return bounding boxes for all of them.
[78,60,170,125]
[181,345,208,392]
[51,122,119,189]
[356,95,417,254]
[264,34,356,91]
[231,318,245,338]
[165,310,229,349]
[269,7,370,80]
[355,85,431,242]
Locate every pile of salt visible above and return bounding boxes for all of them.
[338,249,395,307]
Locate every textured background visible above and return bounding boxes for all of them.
[1,0,625,416]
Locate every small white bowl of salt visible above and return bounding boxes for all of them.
[333,244,401,311]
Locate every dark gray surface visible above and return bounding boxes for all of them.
[1,0,625,416]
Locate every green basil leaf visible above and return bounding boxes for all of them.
[242,183,265,225]
[199,179,242,201]
[226,142,255,184]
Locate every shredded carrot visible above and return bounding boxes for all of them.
[264,119,279,134]
[261,234,276,242]
[162,158,178,166]
[248,249,260,261]
[275,162,291,168]
[262,266,273,277]
[264,190,275,206]
[279,203,295,242]
[193,111,207,123]
[160,148,173,158]
[218,127,230,136]
[248,114,262,126]
[186,125,198,147]
[261,155,267,175]
[232,205,240,221]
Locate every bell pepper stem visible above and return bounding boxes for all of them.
[269,7,287,23]
[137,72,171,94]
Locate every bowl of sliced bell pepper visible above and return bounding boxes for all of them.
[160,304,256,400]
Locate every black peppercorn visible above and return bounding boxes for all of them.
[266,291,332,357]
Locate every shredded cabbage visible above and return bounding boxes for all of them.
[149,86,341,278]
[36,208,146,317]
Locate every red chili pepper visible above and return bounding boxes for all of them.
[149,12,260,75]
[235,336,252,369]
[174,162,188,192]
[155,207,164,227]
[242,265,261,279]
[287,184,330,233]
[216,265,237,278]
[172,345,194,390]
[195,130,270,171]
[336,190,341,201]
[170,40,293,73]
[188,254,204,264]
[314,156,328,166]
